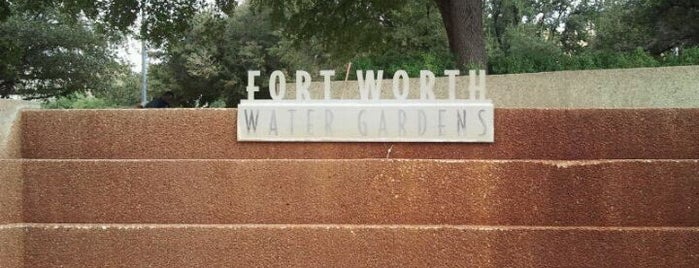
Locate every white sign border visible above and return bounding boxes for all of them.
[237,100,494,143]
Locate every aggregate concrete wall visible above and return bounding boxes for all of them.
[22,224,699,267]
[286,66,699,108]
[0,226,24,268]
[20,109,699,159]
[0,160,22,224]
[8,98,699,266]
[22,159,698,226]
[0,100,40,159]
[0,101,35,267]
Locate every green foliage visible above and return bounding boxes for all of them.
[591,1,653,52]
[588,0,699,54]
[485,0,699,74]
[42,92,117,109]
[150,5,290,107]
[252,0,405,62]
[489,24,565,74]
[93,71,143,107]
[662,47,699,66]
[208,99,227,108]
[8,0,699,104]
[252,0,487,68]
[352,51,454,78]
[0,5,121,98]
[0,0,238,45]
[334,0,454,79]
[490,46,699,74]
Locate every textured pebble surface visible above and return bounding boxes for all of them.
[2,107,699,267]
[12,159,699,226]
[19,108,699,159]
[0,161,21,224]
[10,224,699,267]
[0,227,23,268]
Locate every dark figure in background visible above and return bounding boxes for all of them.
[145,91,174,108]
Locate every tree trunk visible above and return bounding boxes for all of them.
[434,0,486,69]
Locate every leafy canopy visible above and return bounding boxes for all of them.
[0,0,237,44]
[0,5,120,98]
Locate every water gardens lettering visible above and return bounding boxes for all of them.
[237,70,494,142]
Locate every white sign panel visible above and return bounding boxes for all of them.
[238,100,493,142]
[238,69,494,142]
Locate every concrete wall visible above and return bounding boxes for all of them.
[5,68,699,266]
[0,160,22,224]
[8,105,699,266]
[21,225,699,267]
[0,162,23,267]
[20,109,699,159]
[286,66,699,108]
[20,159,698,226]
[1,100,40,159]
[0,100,37,267]
[0,227,24,268]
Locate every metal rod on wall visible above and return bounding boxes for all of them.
[140,2,148,105]
[141,39,148,105]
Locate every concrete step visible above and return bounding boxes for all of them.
[0,225,22,268]
[0,160,21,224]
[11,159,698,226]
[4,224,698,267]
[0,100,38,158]
[20,108,699,159]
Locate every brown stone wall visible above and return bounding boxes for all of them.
[20,109,699,159]
[0,227,24,268]
[10,106,699,267]
[1,100,39,159]
[21,159,698,226]
[0,160,22,224]
[22,224,699,268]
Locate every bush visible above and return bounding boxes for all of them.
[661,47,699,66]
[597,48,659,69]
[42,92,117,109]
[352,43,699,76]
[351,50,455,78]
[208,99,227,108]
[491,44,699,75]
[489,25,564,74]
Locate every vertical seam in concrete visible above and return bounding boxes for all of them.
[20,114,27,267]
[21,225,26,268]
[20,159,26,268]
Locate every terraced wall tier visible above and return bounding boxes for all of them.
[20,109,699,159]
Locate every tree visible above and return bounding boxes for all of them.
[434,0,486,68]
[252,0,487,69]
[152,5,294,107]
[0,0,238,100]
[345,1,454,78]
[0,0,237,45]
[646,0,699,53]
[0,6,121,98]
[594,0,699,54]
